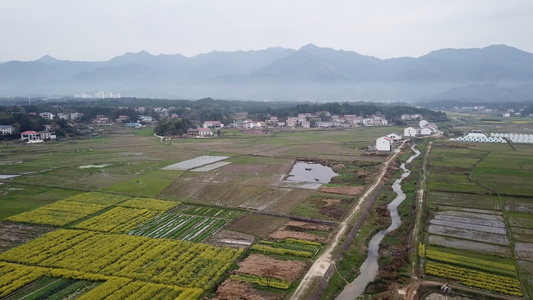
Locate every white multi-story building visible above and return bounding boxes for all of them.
[39,112,54,120]
[0,125,14,135]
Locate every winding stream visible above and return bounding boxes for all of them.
[336,145,421,300]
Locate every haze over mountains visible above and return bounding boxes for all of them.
[2,44,533,102]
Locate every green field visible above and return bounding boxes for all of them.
[422,137,533,298]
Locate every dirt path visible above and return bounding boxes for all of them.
[290,140,407,300]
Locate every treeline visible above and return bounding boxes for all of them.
[247,101,447,123]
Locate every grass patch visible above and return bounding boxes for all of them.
[0,184,81,220]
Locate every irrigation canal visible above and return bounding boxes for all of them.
[336,145,421,300]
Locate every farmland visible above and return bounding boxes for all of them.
[4,117,532,299]
[420,137,533,298]
[1,125,399,299]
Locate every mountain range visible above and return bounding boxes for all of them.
[1,44,533,102]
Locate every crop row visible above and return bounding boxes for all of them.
[117,198,179,212]
[129,213,227,242]
[425,261,523,296]
[258,239,320,255]
[77,278,203,300]
[284,238,321,247]
[425,247,517,277]
[179,205,241,219]
[230,274,291,290]
[0,262,48,298]
[6,201,109,226]
[74,207,161,233]
[250,244,313,258]
[0,229,242,290]
[65,192,131,205]
[418,242,426,257]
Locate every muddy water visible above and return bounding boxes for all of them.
[336,145,420,300]
[285,161,338,183]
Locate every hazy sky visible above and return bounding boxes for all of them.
[2,0,532,62]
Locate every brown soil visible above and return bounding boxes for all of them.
[318,185,365,196]
[319,208,345,220]
[0,221,55,253]
[226,214,289,238]
[269,221,333,243]
[331,163,345,170]
[283,220,334,232]
[322,199,342,206]
[237,254,307,282]
[215,279,282,300]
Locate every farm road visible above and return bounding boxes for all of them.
[290,140,408,300]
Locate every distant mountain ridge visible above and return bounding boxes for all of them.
[1,44,533,101]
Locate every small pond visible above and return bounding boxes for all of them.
[282,161,338,189]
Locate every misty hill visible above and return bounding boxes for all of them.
[1,44,533,101]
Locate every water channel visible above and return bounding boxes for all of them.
[336,145,421,300]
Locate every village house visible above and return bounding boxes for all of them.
[376,136,393,151]
[70,112,84,120]
[38,130,56,140]
[420,127,433,135]
[419,120,429,128]
[117,115,129,122]
[286,117,299,127]
[315,121,333,128]
[187,127,213,137]
[187,128,199,136]
[124,122,142,128]
[39,112,54,120]
[138,115,153,123]
[57,113,69,120]
[387,133,403,141]
[404,127,418,137]
[94,115,110,125]
[301,121,311,128]
[203,120,222,128]
[0,125,15,135]
[362,118,374,126]
[20,131,42,143]
[266,116,278,124]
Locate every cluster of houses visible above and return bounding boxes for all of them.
[19,125,57,143]
[454,106,533,118]
[403,120,439,138]
[374,120,439,152]
[38,112,84,121]
[226,113,390,130]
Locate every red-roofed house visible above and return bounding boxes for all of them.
[21,131,42,143]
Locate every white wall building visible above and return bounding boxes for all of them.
[39,112,54,120]
[420,127,433,136]
[387,133,402,141]
[404,127,418,137]
[376,136,393,151]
